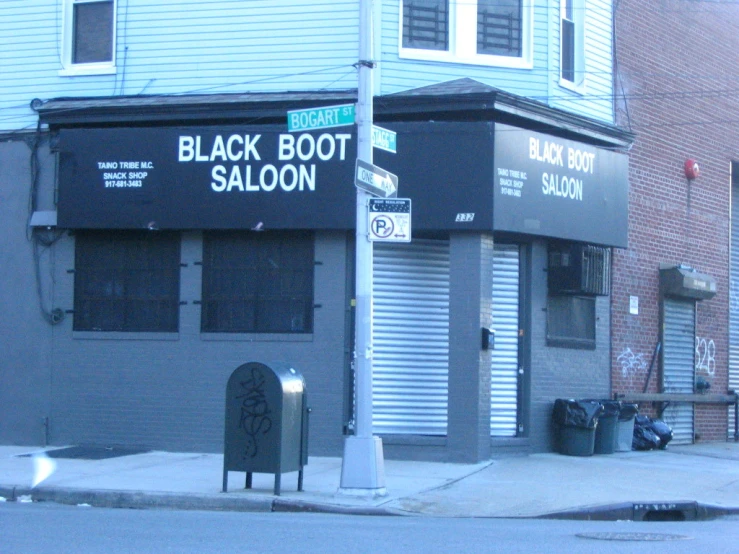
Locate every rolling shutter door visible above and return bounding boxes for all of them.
[372,239,450,435]
[491,244,520,437]
[662,298,695,444]
[730,182,739,439]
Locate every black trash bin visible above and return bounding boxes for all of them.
[552,399,604,456]
[222,361,309,496]
[591,400,620,454]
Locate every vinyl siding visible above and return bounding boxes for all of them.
[1,1,614,132]
[0,0,360,132]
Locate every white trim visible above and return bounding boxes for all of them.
[398,0,533,69]
[61,0,117,74]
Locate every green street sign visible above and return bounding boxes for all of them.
[371,125,397,153]
[287,104,356,132]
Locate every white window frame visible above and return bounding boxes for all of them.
[559,0,585,91]
[398,0,533,69]
[60,0,117,76]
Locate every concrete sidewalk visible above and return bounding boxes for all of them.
[1,442,738,519]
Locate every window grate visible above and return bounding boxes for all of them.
[201,231,314,334]
[73,231,180,332]
[477,10,522,56]
[403,1,449,51]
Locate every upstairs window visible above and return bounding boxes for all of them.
[401,0,532,68]
[62,0,116,75]
[560,0,584,88]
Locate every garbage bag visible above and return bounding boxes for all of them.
[598,400,621,418]
[619,403,639,421]
[647,418,673,449]
[632,415,673,450]
[552,399,604,429]
[632,420,661,450]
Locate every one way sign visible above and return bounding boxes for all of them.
[354,159,398,198]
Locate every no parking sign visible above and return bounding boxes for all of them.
[368,198,411,242]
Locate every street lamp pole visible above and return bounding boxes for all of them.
[339,0,386,495]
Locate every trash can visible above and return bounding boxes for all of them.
[592,400,620,454]
[552,399,604,456]
[616,403,638,452]
[222,361,309,496]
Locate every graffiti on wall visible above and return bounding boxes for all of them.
[695,336,716,377]
[617,347,648,386]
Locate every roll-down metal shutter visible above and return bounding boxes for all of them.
[491,244,520,437]
[372,239,450,435]
[662,298,695,444]
[730,181,739,439]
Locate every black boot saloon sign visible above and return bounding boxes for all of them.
[493,123,628,248]
[57,126,357,230]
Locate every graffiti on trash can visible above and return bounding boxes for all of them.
[236,366,273,458]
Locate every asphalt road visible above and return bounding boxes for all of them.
[2,502,739,553]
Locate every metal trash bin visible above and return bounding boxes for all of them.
[552,399,604,457]
[222,362,309,496]
[592,400,620,454]
[616,403,638,452]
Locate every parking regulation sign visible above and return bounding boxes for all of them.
[368,198,411,242]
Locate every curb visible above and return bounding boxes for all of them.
[1,485,403,516]
[538,500,739,521]
[1,485,273,513]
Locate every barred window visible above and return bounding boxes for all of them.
[401,0,528,65]
[546,295,596,350]
[403,0,449,51]
[477,0,522,57]
[73,231,180,332]
[201,231,314,334]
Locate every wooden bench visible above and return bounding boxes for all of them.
[614,392,738,442]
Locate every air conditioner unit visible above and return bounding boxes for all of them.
[548,242,611,296]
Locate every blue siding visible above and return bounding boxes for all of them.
[1,1,614,131]
[378,1,614,124]
[0,0,361,132]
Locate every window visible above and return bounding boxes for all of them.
[546,295,596,350]
[61,0,116,74]
[73,231,181,332]
[400,0,532,68]
[560,0,584,87]
[201,231,315,334]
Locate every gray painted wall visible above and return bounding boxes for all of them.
[1,141,613,460]
[529,241,612,452]
[44,230,350,455]
[0,136,56,446]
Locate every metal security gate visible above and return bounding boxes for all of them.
[730,179,739,439]
[491,244,520,437]
[662,298,696,444]
[372,239,450,435]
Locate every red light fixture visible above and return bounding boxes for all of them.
[684,159,700,180]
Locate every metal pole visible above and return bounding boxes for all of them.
[339,0,386,495]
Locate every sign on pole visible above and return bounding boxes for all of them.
[371,125,397,154]
[355,159,398,198]
[368,198,411,242]
[287,104,356,132]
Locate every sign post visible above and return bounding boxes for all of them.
[339,0,387,496]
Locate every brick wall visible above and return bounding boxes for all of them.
[612,0,739,440]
